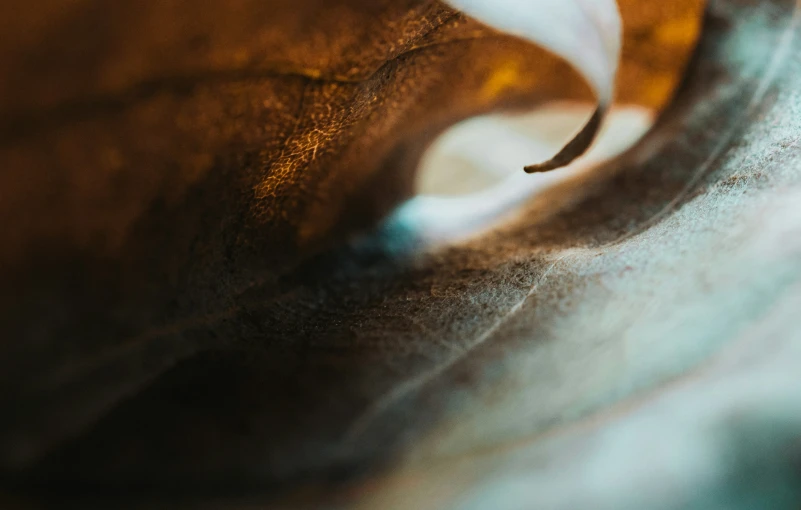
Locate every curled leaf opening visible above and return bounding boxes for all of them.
[447,0,622,171]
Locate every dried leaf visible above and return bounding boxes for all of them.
[447,0,621,172]
[13,2,801,510]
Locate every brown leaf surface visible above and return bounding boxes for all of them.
[0,0,701,473]
[15,1,801,510]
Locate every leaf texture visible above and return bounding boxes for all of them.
[14,1,801,510]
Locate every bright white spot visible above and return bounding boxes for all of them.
[399,103,653,244]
